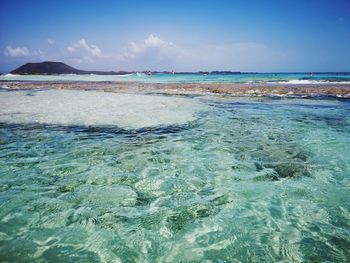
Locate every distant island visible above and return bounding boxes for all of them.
[9,61,246,75]
[10,61,125,75]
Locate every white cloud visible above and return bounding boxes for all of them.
[67,39,102,57]
[47,38,55,45]
[4,46,30,57]
[144,34,165,47]
[124,34,174,59]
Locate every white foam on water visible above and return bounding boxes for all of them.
[0,89,205,129]
[3,73,19,77]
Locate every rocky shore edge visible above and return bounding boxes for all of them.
[1,81,350,98]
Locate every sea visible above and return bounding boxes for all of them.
[0,74,349,262]
[1,72,350,84]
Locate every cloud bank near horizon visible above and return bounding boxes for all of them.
[121,34,286,71]
[2,34,289,72]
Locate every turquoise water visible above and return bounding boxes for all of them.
[1,92,350,262]
[1,72,350,84]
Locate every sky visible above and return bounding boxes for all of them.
[0,0,349,72]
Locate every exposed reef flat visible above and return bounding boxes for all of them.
[0,89,205,129]
[1,80,350,98]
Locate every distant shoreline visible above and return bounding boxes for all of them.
[2,71,350,76]
[1,80,350,98]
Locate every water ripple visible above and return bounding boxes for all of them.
[1,96,350,261]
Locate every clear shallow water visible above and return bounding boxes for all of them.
[0,92,350,262]
[1,72,350,84]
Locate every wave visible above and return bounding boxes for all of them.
[117,73,133,77]
[3,73,19,77]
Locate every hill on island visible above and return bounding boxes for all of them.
[10,61,120,75]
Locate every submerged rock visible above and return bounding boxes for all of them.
[292,151,309,162]
[253,144,311,180]
[266,161,310,178]
[166,203,218,233]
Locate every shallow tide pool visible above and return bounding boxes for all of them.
[0,90,350,262]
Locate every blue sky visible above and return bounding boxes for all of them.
[0,0,349,72]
